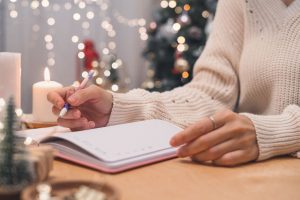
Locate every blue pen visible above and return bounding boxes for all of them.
[59,70,95,118]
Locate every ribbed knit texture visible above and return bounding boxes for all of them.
[108,0,300,161]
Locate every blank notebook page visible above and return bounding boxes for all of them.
[55,120,183,162]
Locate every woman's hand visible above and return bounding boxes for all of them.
[47,85,113,131]
[170,109,259,166]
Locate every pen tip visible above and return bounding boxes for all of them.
[88,70,95,79]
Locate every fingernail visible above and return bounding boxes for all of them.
[56,101,63,108]
[89,121,95,128]
[170,138,176,146]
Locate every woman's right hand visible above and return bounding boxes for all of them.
[47,85,113,131]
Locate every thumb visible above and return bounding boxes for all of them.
[67,85,100,106]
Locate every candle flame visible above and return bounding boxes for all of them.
[44,67,50,81]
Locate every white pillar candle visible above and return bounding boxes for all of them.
[32,67,63,122]
[0,52,21,108]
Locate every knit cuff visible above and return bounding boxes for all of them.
[241,108,300,161]
[107,93,143,126]
[107,90,152,126]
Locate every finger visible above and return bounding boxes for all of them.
[177,124,235,157]
[170,117,222,147]
[52,106,81,119]
[67,85,100,107]
[47,87,74,109]
[191,137,241,162]
[70,121,96,131]
[212,150,251,167]
[66,88,75,99]
[57,117,90,129]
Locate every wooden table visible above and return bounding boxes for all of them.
[50,157,300,200]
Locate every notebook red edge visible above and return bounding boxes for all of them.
[55,151,178,173]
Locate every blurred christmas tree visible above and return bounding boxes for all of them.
[76,40,123,92]
[0,97,33,187]
[143,0,217,91]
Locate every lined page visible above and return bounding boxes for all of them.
[55,120,182,162]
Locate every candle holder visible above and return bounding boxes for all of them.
[22,180,119,200]
[21,114,57,129]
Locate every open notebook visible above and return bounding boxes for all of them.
[17,120,183,173]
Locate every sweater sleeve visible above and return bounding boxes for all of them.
[241,105,300,161]
[108,0,244,128]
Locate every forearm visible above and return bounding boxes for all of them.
[108,77,238,128]
[241,105,300,160]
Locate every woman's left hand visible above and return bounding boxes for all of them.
[170,109,259,166]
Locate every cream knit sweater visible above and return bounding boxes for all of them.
[108,0,300,161]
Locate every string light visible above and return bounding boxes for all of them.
[46,43,54,50]
[7,0,143,92]
[104,70,111,77]
[73,13,81,21]
[78,1,86,9]
[108,42,116,50]
[71,35,79,43]
[102,48,109,55]
[169,1,177,8]
[184,4,191,11]
[173,23,181,31]
[116,59,123,66]
[47,17,55,26]
[112,62,119,69]
[86,11,95,19]
[78,52,85,59]
[31,0,39,9]
[47,58,55,66]
[92,61,99,68]
[41,0,50,8]
[15,108,23,117]
[177,44,185,52]
[175,7,182,14]
[81,71,88,78]
[44,34,53,43]
[78,43,85,50]
[182,71,189,79]
[64,2,72,10]
[177,36,185,44]
[160,0,168,8]
[202,10,210,18]
[9,10,18,18]
[108,30,116,37]
[96,77,103,85]
[111,84,119,92]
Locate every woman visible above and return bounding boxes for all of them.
[48,0,300,166]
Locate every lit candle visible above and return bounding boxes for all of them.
[0,52,21,108]
[32,67,62,122]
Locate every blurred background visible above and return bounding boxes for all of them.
[0,0,217,113]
